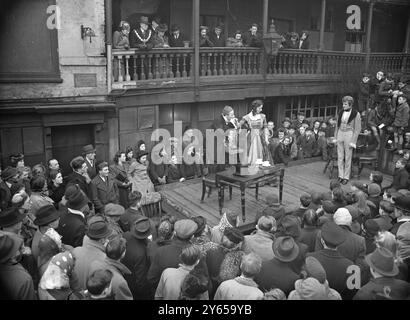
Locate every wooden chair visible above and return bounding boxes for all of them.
[140,200,162,218]
[357,155,378,178]
[201,174,232,203]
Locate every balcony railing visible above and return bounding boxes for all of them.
[111,48,410,89]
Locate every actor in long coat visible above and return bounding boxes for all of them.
[90,173,119,214]
[335,96,361,184]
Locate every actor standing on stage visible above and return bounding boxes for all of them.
[335,96,361,185]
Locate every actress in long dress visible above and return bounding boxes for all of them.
[239,99,274,165]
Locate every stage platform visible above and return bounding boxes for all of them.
[160,160,392,228]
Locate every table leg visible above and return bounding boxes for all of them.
[255,183,259,200]
[241,188,246,223]
[279,172,284,204]
[218,185,225,215]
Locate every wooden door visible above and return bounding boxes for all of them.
[51,125,94,177]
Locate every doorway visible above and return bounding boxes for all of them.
[51,125,94,177]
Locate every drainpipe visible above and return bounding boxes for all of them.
[365,1,374,71]
[105,0,113,93]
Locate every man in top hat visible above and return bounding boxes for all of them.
[335,95,362,185]
[308,221,355,300]
[90,235,133,300]
[90,161,119,214]
[0,166,19,210]
[391,194,410,235]
[209,24,225,47]
[354,247,410,300]
[31,204,61,261]
[0,232,37,300]
[71,215,112,292]
[169,24,186,47]
[57,184,89,248]
[122,215,152,299]
[82,144,97,179]
[255,236,300,296]
[147,219,198,297]
[130,16,154,49]
[242,23,262,48]
[199,25,214,47]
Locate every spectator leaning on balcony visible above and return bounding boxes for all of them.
[209,24,225,47]
[113,21,130,49]
[152,23,170,48]
[199,26,214,47]
[335,96,362,185]
[243,23,263,48]
[283,32,299,49]
[130,16,154,50]
[298,31,309,49]
[169,24,186,47]
[227,30,244,47]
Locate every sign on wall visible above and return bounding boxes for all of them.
[346,5,362,30]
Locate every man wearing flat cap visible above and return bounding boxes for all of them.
[308,221,355,300]
[354,247,410,300]
[147,219,198,298]
[104,203,125,237]
[391,195,410,235]
[0,232,37,300]
[90,161,119,214]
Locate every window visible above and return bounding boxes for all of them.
[200,15,225,30]
[0,0,61,82]
[310,7,334,32]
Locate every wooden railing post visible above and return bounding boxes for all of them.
[365,1,374,70]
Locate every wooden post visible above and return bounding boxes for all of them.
[317,0,326,73]
[193,0,200,100]
[365,1,374,71]
[263,0,269,36]
[105,0,113,93]
[402,8,410,72]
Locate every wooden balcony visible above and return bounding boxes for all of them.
[111,48,410,91]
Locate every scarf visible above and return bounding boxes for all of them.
[215,212,234,234]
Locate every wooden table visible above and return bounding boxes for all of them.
[216,165,285,222]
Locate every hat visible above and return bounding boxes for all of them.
[273,236,299,262]
[364,219,380,237]
[0,207,27,228]
[191,216,206,237]
[257,215,276,232]
[305,256,326,284]
[174,219,198,240]
[82,144,96,155]
[1,167,18,181]
[34,205,60,226]
[0,232,23,264]
[223,227,244,244]
[180,272,208,299]
[135,150,149,162]
[200,25,209,31]
[321,221,346,247]
[279,215,301,238]
[214,24,223,30]
[86,216,111,240]
[156,23,168,33]
[322,201,336,214]
[294,278,327,300]
[223,208,239,227]
[333,208,352,226]
[132,216,151,239]
[365,247,399,277]
[65,185,88,211]
[265,194,279,206]
[104,203,125,217]
[368,183,381,197]
[139,16,149,25]
[394,195,410,213]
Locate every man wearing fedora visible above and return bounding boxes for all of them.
[57,185,88,248]
[308,221,355,300]
[90,161,119,214]
[0,232,37,300]
[391,194,410,235]
[130,16,154,50]
[147,219,198,297]
[122,215,152,299]
[71,216,112,292]
[82,144,97,179]
[255,236,301,296]
[31,204,61,261]
[90,235,133,300]
[0,166,19,210]
[354,247,410,300]
[104,203,124,237]
[209,24,225,47]
[169,24,186,48]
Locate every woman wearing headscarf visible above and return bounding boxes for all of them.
[210,208,239,245]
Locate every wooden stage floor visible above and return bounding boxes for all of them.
[160,161,392,228]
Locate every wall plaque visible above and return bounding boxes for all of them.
[74,73,97,87]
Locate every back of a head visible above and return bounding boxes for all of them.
[257,215,276,232]
[263,288,286,300]
[71,156,85,171]
[180,245,201,266]
[128,190,142,207]
[371,171,383,184]
[87,269,113,296]
[379,200,394,215]
[241,252,262,278]
[223,227,244,245]
[303,209,318,227]
[375,231,397,256]
[300,193,312,207]
[30,175,46,192]
[105,235,127,260]
[329,180,341,191]
[332,187,344,202]
[311,192,322,205]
